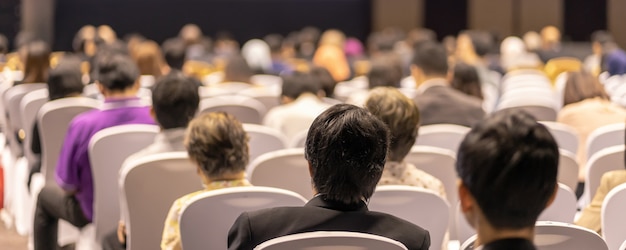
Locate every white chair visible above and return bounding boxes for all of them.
[254,231,409,250]
[178,186,308,250]
[602,183,626,250]
[3,83,47,156]
[414,124,471,152]
[558,150,580,192]
[539,121,580,155]
[199,95,267,124]
[404,146,458,240]
[538,184,578,223]
[239,91,281,111]
[586,123,625,161]
[20,89,49,165]
[620,239,626,250]
[461,221,608,250]
[370,185,449,250]
[242,123,288,166]
[88,124,159,243]
[250,74,282,88]
[585,145,625,204]
[288,130,308,148]
[498,105,558,122]
[248,148,312,199]
[120,152,200,250]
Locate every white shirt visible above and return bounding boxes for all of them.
[263,93,331,142]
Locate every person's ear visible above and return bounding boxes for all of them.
[281,95,293,104]
[410,65,423,87]
[544,184,559,209]
[458,180,474,213]
[149,107,156,120]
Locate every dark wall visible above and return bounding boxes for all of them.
[564,0,607,41]
[53,0,371,51]
[424,0,468,40]
[0,0,20,50]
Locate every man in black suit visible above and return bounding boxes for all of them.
[457,110,559,250]
[412,41,485,128]
[228,104,431,250]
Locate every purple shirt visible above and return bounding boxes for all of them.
[55,98,155,221]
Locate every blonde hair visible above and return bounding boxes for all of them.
[184,112,249,178]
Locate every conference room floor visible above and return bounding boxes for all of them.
[0,222,27,250]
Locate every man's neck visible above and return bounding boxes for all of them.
[475,221,534,248]
[103,89,139,99]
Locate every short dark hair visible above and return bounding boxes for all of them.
[461,30,494,57]
[95,53,139,91]
[451,62,483,100]
[310,66,336,97]
[281,71,321,100]
[411,42,448,76]
[151,72,200,129]
[367,56,402,89]
[456,110,559,229]
[591,30,614,47]
[162,38,186,70]
[185,112,249,178]
[365,87,419,162]
[305,104,390,204]
[47,55,85,100]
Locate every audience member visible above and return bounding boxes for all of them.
[33,54,155,250]
[132,40,169,80]
[72,25,97,61]
[411,42,485,127]
[523,31,542,53]
[228,104,431,250]
[161,38,186,71]
[0,33,9,63]
[16,40,50,85]
[500,36,542,72]
[310,66,336,98]
[346,55,402,105]
[457,110,559,250]
[313,29,350,82]
[241,39,272,74]
[162,112,251,250]
[451,62,483,100]
[591,30,626,76]
[537,25,566,63]
[557,70,626,180]
[263,71,330,140]
[455,30,500,93]
[103,71,201,250]
[576,124,626,234]
[28,56,85,187]
[263,33,292,75]
[365,87,446,197]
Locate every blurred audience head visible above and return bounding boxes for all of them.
[132,40,168,77]
[523,31,542,52]
[310,66,336,98]
[184,112,249,180]
[563,70,609,106]
[95,53,139,92]
[456,30,493,63]
[540,25,561,50]
[242,39,272,74]
[20,40,51,83]
[281,71,321,103]
[180,24,203,46]
[162,38,186,70]
[305,104,389,204]
[365,87,419,162]
[151,71,200,129]
[457,110,558,233]
[451,62,483,100]
[410,41,448,84]
[367,56,402,89]
[223,55,254,83]
[46,55,84,100]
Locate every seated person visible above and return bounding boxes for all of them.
[102,71,201,250]
[365,87,445,197]
[33,53,155,250]
[262,71,331,141]
[412,42,485,127]
[229,104,431,250]
[161,112,251,250]
[347,56,403,106]
[457,110,559,250]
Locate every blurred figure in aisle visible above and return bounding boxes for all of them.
[314,29,350,82]
[537,25,566,63]
[589,30,626,76]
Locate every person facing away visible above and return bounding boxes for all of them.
[228,104,431,250]
[365,87,446,198]
[412,41,485,127]
[162,112,252,250]
[262,71,331,141]
[102,71,201,250]
[457,110,559,250]
[33,53,155,250]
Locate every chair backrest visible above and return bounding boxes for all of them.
[538,183,577,223]
[242,123,288,166]
[199,95,267,124]
[586,123,625,161]
[3,83,47,155]
[248,148,312,199]
[404,146,458,240]
[179,186,308,250]
[499,105,558,121]
[120,152,200,250]
[602,183,626,250]
[288,130,308,148]
[88,124,159,243]
[461,221,608,250]
[250,74,283,87]
[558,150,580,192]
[414,124,471,152]
[621,239,626,250]
[254,231,408,250]
[20,89,49,163]
[239,91,281,111]
[585,145,625,203]
[38,97,100,183]
[539,121,580,155]
[369,185,449,249]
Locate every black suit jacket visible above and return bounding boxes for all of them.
[227,196,430,250]
[414,83,485,128]
[482,238,536,250]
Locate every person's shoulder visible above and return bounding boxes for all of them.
[603,170,626,187]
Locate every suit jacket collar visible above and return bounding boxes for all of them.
[417,78,448,94]
[305,196,369,212]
